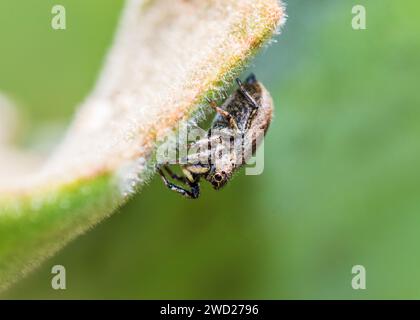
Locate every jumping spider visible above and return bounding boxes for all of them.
[157,74,274,199]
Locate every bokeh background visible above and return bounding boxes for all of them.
[1,0,419,299]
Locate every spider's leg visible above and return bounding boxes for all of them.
[235,78,260,130]
[205,97,239,130]
[162,165,188,184]
[184,164,210,175]
[244,108,259,130]
[157,167,200,199]
[236,78,259,110]
[189,181,200,199]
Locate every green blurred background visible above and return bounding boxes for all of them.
[1,0,420,299]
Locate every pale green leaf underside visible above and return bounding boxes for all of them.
[0,0,284,290]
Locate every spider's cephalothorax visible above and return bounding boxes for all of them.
[157,74,274,199]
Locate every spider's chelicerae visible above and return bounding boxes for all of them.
[157,74,274,199]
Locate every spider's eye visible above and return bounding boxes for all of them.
[214,173,223,182]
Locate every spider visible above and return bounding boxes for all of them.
[157,74,274,199]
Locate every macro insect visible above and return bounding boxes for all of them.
[157,74,274,199]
